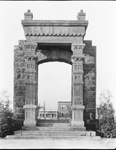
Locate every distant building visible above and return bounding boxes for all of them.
[38,110,58,120]
[38,101,71,120]
[58,101,71,119]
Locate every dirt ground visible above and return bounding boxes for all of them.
[0,138,116,149]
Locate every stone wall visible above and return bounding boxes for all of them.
[83,40,96,122]
[14,40,26,119]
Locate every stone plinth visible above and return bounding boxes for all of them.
[23,104,36,126]
[71,105,85,129]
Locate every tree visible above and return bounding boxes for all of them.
[0,90,13,137]
[97,89,116,138]
[0,90,13,122]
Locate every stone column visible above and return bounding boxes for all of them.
[23,42,38,127]
[71,43,85,129]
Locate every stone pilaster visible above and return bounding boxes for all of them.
[23,42,38,127]
[71,43,85,129]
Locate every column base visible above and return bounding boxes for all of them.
[23,104,36,127]
[71,105,85,130]
[71,120,84,126]
[24,120,36,127]
[71,120,85,130]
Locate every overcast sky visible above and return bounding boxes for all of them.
[0,1,116,112]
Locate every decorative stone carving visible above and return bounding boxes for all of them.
[25,60,36,73]
[84,69,95,90]
[77,10,86,21]
[25,97,35,105]
[37,50,47,62]
[73,96,83,105]
[24,10,33,20]
[71,57,83,63]
[72,44,84,51]
[84,54,95,64]
[23,26,85,37]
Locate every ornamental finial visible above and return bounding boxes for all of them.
[24,9,33,20]
[77,10,86,21]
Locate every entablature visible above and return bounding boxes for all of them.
[22,9,88,41]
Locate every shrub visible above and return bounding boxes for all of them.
[97,90,116,138]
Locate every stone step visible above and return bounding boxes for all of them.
[22,125,71,130]
[22,126,85,131]
[15,129,85,133]
[14,131,86,136]
[6,135,101,140]
[14,133,86,136]
[53,123,70,127]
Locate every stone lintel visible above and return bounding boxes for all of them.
[26,36,82,44]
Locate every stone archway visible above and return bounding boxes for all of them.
[14,10,96,130]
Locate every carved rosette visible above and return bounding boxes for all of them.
[74,96,83,105]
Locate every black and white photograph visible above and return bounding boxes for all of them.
[0,1,116,149]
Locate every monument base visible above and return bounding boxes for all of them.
[23,104,36,127]
[71,120,85,127]
[71,120,85,130]
[24,120,36,127]
[71,105,85,130]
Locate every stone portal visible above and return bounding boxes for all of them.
[14,10,96,128]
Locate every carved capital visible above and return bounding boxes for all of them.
[24,44,37,51]
[71,43,85,60]
[71,43,85,52]
[24,43,37,58]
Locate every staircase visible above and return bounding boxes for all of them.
[6,123,100,139]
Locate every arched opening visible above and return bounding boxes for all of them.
[38,62,71,121]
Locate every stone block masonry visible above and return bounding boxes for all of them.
[14,10,96,128]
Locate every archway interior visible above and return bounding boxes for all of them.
[38,62,71,111]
